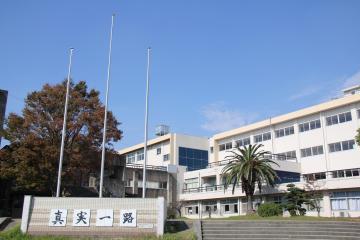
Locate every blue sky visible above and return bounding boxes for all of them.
[1,0,360,149]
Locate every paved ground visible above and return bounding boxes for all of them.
[0,218,21,231]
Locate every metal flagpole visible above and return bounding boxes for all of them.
[56,48,74,198]
[142,47,151,198]
[99,14,115,198]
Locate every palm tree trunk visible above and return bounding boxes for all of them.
[247,195,254,214]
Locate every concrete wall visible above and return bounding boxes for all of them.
[21,196,166,237]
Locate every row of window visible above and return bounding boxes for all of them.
[299,119,321,132]
[218,110,359,150]
[275,126,294,138]
[326,111,352,126]
[126,149,169,163]
[235,137,250,147]
[331,191,360,211]
[300,145,324,158]
[303,168,360,181]
[329,140,355,153]
[254,132,271,143]
[277,150,296,160]
[332,168,360,178]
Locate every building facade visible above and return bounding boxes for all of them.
[118,87,360,218]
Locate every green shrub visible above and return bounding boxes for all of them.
[257,203,283,217]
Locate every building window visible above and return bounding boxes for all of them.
[159,182,167,189]
[299,119,321,132]
[210,147,214,153]
[357,109,360,119]
[219,142,232,151]
[329,139,355,153]
[332,169,360,178]
[300,145,323,158]
[184,178,199,189]
[156,147,161,155]
[163,154,169,161]
[326,111,352,126]
[254,132,271,143]
[277,150,296,160]
[235,137,250,147]
[331,191,360,211]
[179,147,208,171]
[126,152,136,163]
[275,126,294,138]
[137,150,144,161]
[303,172,326,181]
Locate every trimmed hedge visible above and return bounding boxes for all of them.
[257,203,283,217]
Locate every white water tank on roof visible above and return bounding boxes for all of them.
[155,125,170,136]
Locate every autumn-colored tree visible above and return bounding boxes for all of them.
[0,80,122,195]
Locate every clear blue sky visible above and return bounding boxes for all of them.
[1,0,360,149]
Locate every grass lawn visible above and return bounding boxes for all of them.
[206,214,360,222]
[0,225,196,240]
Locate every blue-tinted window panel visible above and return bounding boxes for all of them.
[194,150,201,159]
[179,147,186,157]
[275,171,300,184]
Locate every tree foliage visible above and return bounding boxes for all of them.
[0,80,122,195]
[221,144,279,214]
[283,183,311,216]
[356,128,360,146]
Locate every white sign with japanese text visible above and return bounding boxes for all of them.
[72,209,91,227]
[96,209,113,227]
[119,209,136,227]
[48,209,67,227]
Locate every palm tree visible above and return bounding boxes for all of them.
[221,144,279,214]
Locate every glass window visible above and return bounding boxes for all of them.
[156,147,161,155]
[339,113,346,123]
[163,154,169,161]
[243,137,250,145]
[352,169,359,177]
[332,115,339,125]
[326,116,332,126]
[254,134,262,143]
[263,132,271,141]
[225,142,232,150]
[345,112,352,121]
[219,144,225,151]
[357,109,360,119]
[304,122,310,131]
[210,147,213,153]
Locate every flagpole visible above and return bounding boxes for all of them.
[142,47,151,198]
[99,14,115,198]
[56,48,74,198]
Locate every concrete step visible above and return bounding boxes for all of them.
[202,226,360,232]
[201,220,360,240]
[203,230,360,235]
[202,233,360,240]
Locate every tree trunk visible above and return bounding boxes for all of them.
[246,195,254,214]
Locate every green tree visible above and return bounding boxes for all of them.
[283,183,310,216]
[0,80,122,195]
[221,144,279,214]
[356,128,360,146]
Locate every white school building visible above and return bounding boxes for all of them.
[118,86,360,218]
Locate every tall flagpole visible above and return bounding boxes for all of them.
[99,14,115,198]
[56,48,74,198]
[142,47,151,198]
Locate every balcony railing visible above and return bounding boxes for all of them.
[125,163,167,171]
[183,184,235,194]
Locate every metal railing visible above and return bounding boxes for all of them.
[125,163,167,171]
[183,184,238,193]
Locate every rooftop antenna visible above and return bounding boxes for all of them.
[99,14,115,198]
[56,47,74,197]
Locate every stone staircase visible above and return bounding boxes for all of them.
[201,220,360,240]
